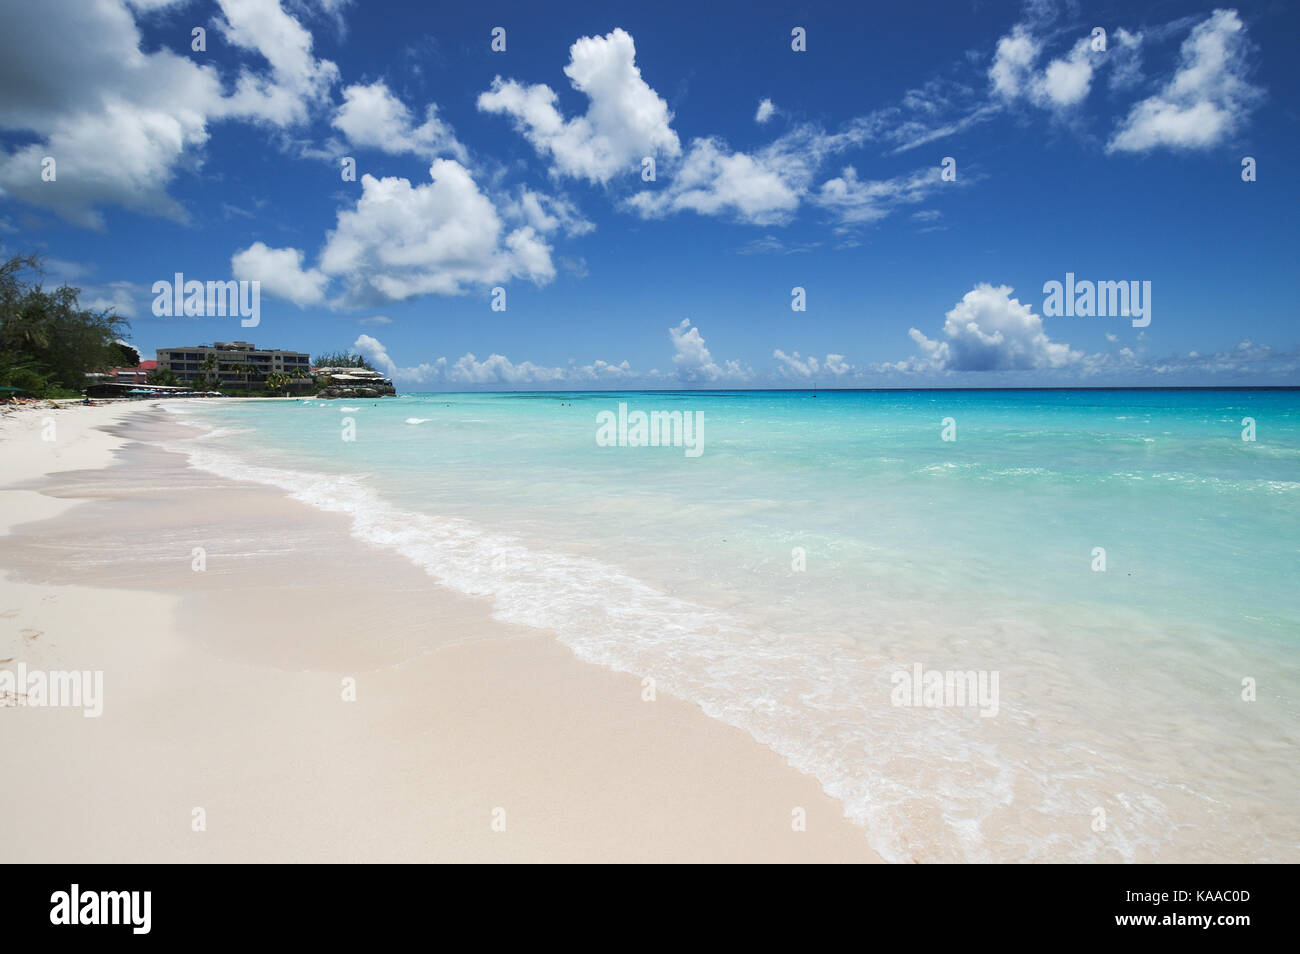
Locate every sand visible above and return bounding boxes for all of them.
[0,401,881,862]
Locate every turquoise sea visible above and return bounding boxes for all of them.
[166,389,1300,862]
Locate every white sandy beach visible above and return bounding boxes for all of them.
[0,401,881,862]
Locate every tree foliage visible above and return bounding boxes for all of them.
[312,350,375,371]
[0,254,132,396]
[146,367,182,387]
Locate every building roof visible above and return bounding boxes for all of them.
[156,345,307,355]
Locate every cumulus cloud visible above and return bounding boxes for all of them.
[471,26,1003,229]
[213,0,340,125]
[990,27,1100,109]
[669,319,748,382]
[232,241,328,306]
[477,28,680,184]
[353,334,638,387]
[354,334,443,382]
[1108,9,1261,153]
[322,161,554,303]
[332,80,465,160]
[988,7,1262,151]
[0,0,338,227]
[773,350,852,378]
[236,160,557,308]
[904,283,1082,372]
[354,332,399,375]
[989,26,1041,100]
[444,352,569,385]
[627,137,804,225]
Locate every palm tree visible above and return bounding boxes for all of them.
[146,368,182,387]
[199,353,219,389]
[287,366,311,394]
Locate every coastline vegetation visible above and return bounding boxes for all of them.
[0,254,133,398]
[0,253,375,400]
[313,350,375,371]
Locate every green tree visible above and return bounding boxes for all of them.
[0,254,132,397]
[198,353,220,388]
[146,368,182,387]
[112,342,140,367]
[313,350,375,371]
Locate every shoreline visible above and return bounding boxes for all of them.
[0,402,882,862]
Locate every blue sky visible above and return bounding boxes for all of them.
[1,0,1296,388]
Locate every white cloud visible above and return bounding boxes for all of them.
[445,352,570,385]
[477,28,680,184]
[1038,39,1095,106]
[213,0,340,126]
[0,0,338,227]
[990,26,1041,101]
[813,165,945,226]
[990,27,1099,109]
[320,160,555,301]
[82,280,144,318]
[332,80,465,160]
[353,333,442,382]
[501,189,594,237]
[989,7,1262,148]
[755,98,776,123]
[905,283,1082,372]
[669,319,748,382]
[627,137,803,225]
[231,241,328,306]
[1109,10,1261,153]
[243,160,556,307]
[354,334,637,386]
[627,117,942,227]
[572,358,636,381]
[773,349,852,378]
[824,353,850,375]
[354,333,397,374]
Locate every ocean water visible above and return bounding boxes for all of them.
[163,389,1300,862]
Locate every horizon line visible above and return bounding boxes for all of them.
[396,385,1300,394]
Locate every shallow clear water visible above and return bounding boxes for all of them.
[164,389,1300,862]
